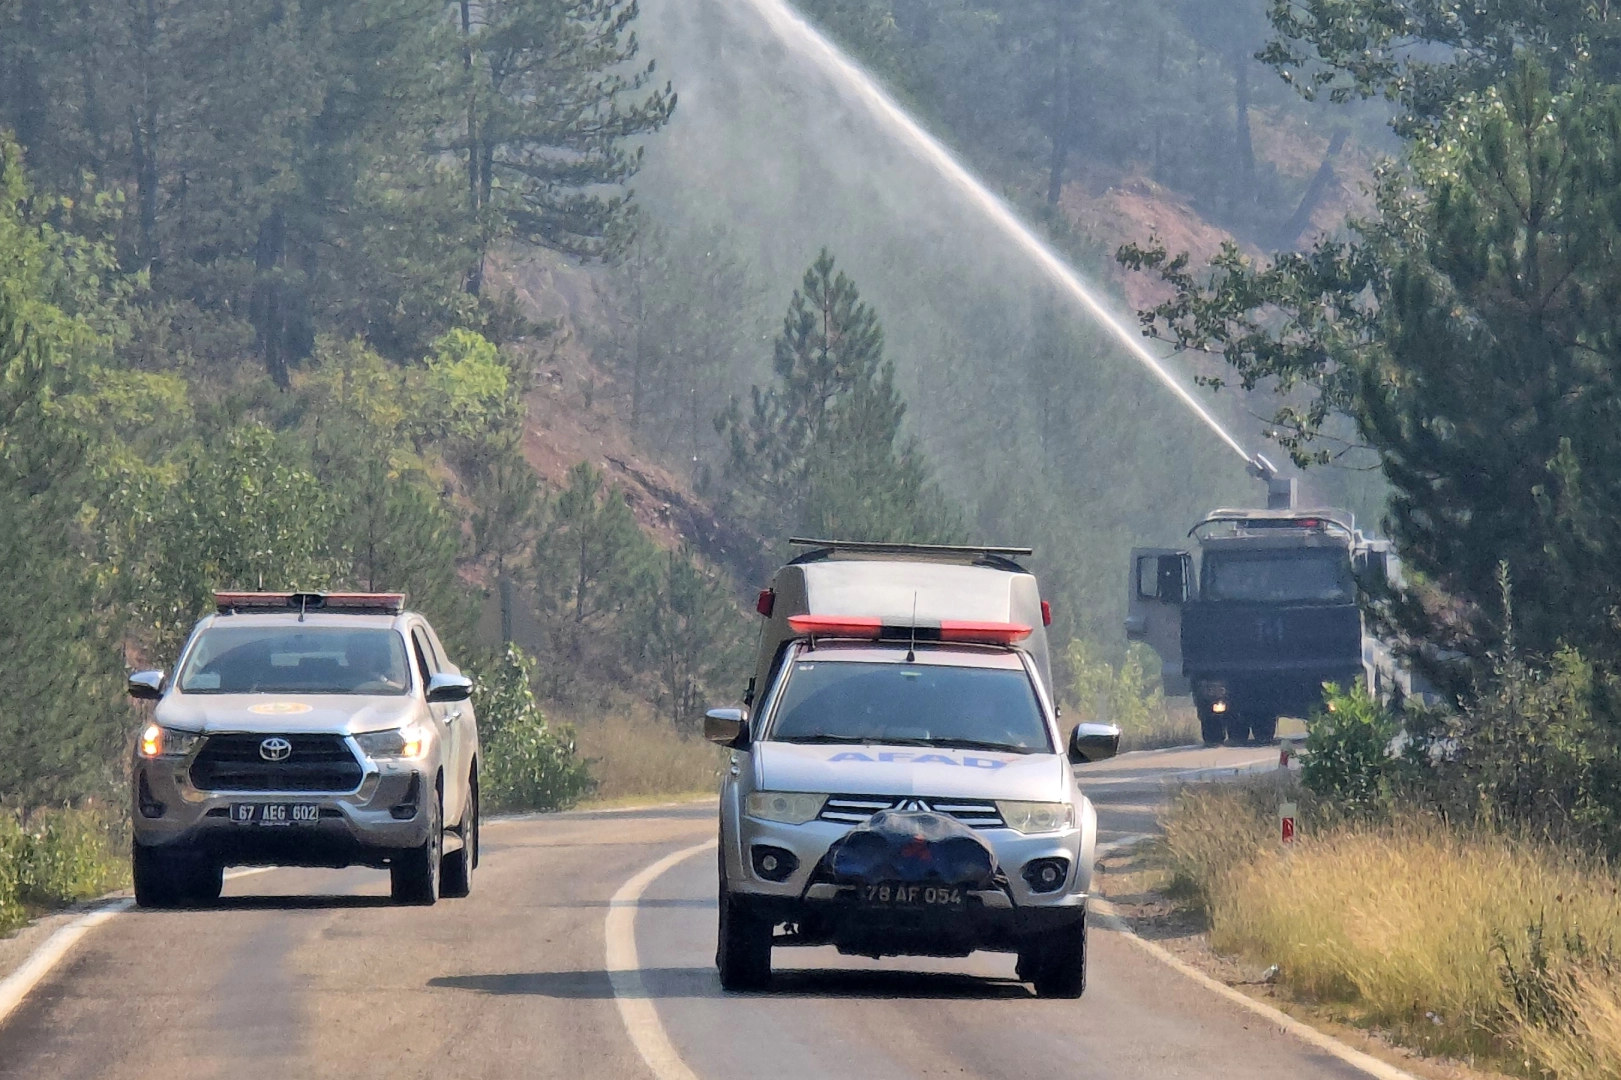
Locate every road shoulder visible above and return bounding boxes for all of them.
[1095,841,1514,1080]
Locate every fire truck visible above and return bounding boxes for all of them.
[1126,458,1409,745]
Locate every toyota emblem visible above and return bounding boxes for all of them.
[259,737,292,762]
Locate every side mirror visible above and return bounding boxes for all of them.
[1068,722,1121,764]
[426,673,474,703]
[128,670,165,701]
[704,707,747,747]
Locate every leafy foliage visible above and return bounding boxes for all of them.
[473,644,594,812]
[717,249,959,548]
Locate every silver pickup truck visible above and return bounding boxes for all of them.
[707,541,1119,997]
[127,592,481,907]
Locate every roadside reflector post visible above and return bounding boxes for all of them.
[1277,800,1298,844]
[1278,735,1303,770]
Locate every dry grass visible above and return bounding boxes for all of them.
[566,705,725,803]
[1164,783,1621,1077]
[1117,702,1202,751]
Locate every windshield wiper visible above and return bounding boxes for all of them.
[922,737,1040,755]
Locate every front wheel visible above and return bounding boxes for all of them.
[716,861,772,991]
[391,791,442,905]
[133,845,220,908]
[1250,713,1279,745]
[1022,914,1088,999]
[1197,704,1226,746]
[440,779,477,899]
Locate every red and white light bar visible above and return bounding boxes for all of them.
[214,591,405,615]
[786,613,1032,645]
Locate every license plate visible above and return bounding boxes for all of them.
[230,803,320,826]
[860,883,964,907]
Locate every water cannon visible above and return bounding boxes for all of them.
[1245,452,1297,511]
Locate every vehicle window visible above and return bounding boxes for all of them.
[1202,549,1355,603]
[410,627,437,686]
[768,660,1051,753]
[176,627,410,695]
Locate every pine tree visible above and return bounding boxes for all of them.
[718,249,958,545]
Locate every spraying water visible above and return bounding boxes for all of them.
[734,0,1254,463]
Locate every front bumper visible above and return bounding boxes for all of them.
[131,750,432,868]
[726,814,1090,956]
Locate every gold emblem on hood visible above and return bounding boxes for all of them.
[248,702,313,715]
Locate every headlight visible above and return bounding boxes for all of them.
[744,791,826,824]
[355,725,430,760]
[136,723,202,755]
[138,725,202,759]
[996,801,1075,834]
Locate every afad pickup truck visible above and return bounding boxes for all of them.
[705,539,1119,998]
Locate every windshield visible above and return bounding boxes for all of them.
[768,658,1051,753]
[177,626,411,695]
[1202,549,1355,603]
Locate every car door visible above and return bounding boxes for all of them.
[410,625,464,820]
[1125,547,1192,696]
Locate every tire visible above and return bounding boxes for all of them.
[1026,914,1088,999]
[131,843,183,909]
[184,859,224,906]
[1250,713,1279,745]
[1197,704,1226,746]
[391,789,442,905]
[440,778,477,899]
[715,849,771,991]
[1226,710,1252,744]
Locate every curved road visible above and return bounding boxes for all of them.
[0,745,1367,1080]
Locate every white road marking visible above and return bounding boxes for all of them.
[0,899,133,1029]
[605,840,717,1080]
[1090,899,1420,1080]
[0,864,279,1030]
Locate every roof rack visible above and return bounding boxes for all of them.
[1189,508,1354,539]
[214,591,406,615]
[787,538,1033,571]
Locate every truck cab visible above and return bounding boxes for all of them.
[1127,509,1394,745]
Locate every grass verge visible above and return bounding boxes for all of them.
[1163,780,1621,1078]
[568,706,724,804]
[0,805,129,935]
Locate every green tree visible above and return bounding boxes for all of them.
[626,550,748,728]
[473,644,594,811]
[717,249,959,545]
[455,0,676,290]
[1123,64,1621,678]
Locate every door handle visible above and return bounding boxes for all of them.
[447,709,463,723]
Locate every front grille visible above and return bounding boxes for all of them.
[190,734,363,793]
[818,795,1004,829]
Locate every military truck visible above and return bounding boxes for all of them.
[1126,461,1400,745]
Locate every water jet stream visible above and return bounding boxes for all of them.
[735,0,1254,463]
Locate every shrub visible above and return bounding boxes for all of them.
[473,645,595,813]
[0,805,128,934]
[1302,683,1403,809]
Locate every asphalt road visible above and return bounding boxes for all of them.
[0,744,1370,1080]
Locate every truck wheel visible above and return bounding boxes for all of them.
[716,853,772,991]
[440,779,477,899]
[132,844,183,909]
[1226,711,1253,744]
[391,792,442,905]
[184,859,223,906]
[1251,714,1279,744]
[1024,914,1088,999]
[1197,705,1226,746]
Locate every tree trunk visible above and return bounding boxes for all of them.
[499,573,514,644]
[12,0,47,157]
[1232,46,1256,202]
[130,0,161,268]
[462,0,485,296]
[1045,5,1074,207]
